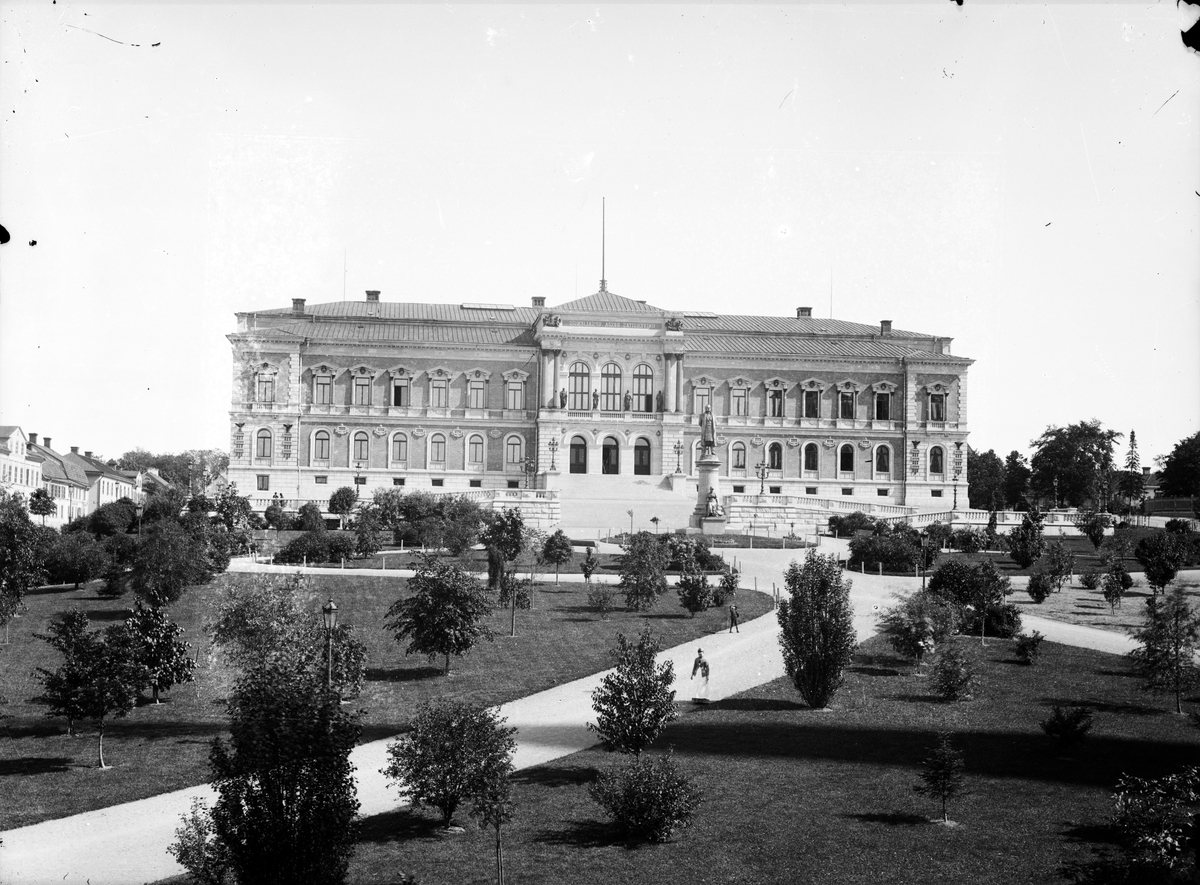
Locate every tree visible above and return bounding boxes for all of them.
[481,507,524,592]
[1029,420,1121,508]
[878,590,959,664]
[967,448,1005,511]
[32,609,92,734]
[1073,509,1111,550]
[263,498,287,532]
[776,551,857,709]
[353,504,383,558]
[469,737,516,885]
[212,483,253,533]
[1043,539,1076,592]
[1118,430,1146,511]
[87,497,138,536]
[913,732,966,823]
[0,489,45,640]
[1136,533,1188,595]
[328,487,357,530]
[588,628,678,757]
[131,519,218,606]
[209,661,360,885]
[589,751,702,844]
[296,502,326,532]
[384,556,494,675]
[1008,507,1046,569]
[1158,432,1200,499]
[382,700,517,830]
[675,549,713,617]
[126,602,196,703]
[1002,451,1032,509]
[541,529,573,585]
[46,531,109,589]
[28,487,56,525]
[1129,587,1200,714]
[618,531,669,612]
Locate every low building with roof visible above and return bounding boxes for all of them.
[61,447,138,512]
[0,426,44,501]
[226,282,973,533]
[25,433,90,528]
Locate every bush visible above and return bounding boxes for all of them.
[168,798,233,885]
[929,641,977,701]
[274,532,330,565]
[847,530,921,574]
[963,602,1022,639]
[1014,630,1045,664]
[587,583,616,619]
[878,590,959,664]
[1164,519,1192,535]
[675,555,713,618]
[588,752,702,843]
[712,565,739,607]
[1041,705,1093,750]
[1027,572,1054,604]
[1111,767,1200,873]
[325,533,356,563]
[951,528,986,554]
[1081,570,1101,590]
[588,628,677,756]
[828,511,878,537]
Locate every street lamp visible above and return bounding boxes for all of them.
[547,438,559,470]
[523,457,537,489]
[322,598,338,692]
[674,441,684,474]
[755,460,768,495]
[136,502,144,539]
[627,509,634,536]
[952,441,963,510]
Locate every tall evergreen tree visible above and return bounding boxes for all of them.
[1002,451,1032,510]
[1118,430,1146,510]
[1129,587,1200,714]
[777,551,858,708]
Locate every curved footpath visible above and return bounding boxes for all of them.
[0,543,1139,884]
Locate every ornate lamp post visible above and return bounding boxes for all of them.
[523,457,537,489]
[674,441,684,474]
[136,502,144,539]
[952,441,963,510]
[755,460,768,495]
[321,598,338,692]
[547,438,559,470]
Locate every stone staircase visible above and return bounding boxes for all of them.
[553,473,699,538]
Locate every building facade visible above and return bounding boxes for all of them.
[227,287,972,518]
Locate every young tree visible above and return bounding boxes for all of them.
[588,628,678,757]
[1136,533,1188,595]
[328,487,357,530]
[382,699,517,830]
[131,519,217,607]
[1103,562,1133,613]
[28,487,56,525]
[98,532,138,598]
[1007,507,1046,569]
[618,531,669,612]
[1129,587,1200,713]
[126,602,196,703]
[86,497,139,537]
[296,502,326,532]
[384,556,494,675]
[913,732,966,823]
[33,609,92,734]
[878,590,959,664]
[1002,450,1032,510]
[1158,432,1200,500]
[212,482,253,533]
[210,661,360,885]
[1073,509,1112,550]
[353,503,383,558]
[1043,540,1076,592]
[263,495,288,532]
[1118,430,1146,511]
[777,551,857,709]
[46,531,109,589]
[675,549,713,617]
[0,489,45,639]
[967,448,1006,511]
[470,741,516,885]
[541,529,573,585]
[481,507,524,592]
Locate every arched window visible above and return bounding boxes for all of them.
[391,433,408,462]
[634,439,651,475]
[602,437,620,474]
[632,364,654,412]
[930,446,945,475]
[468,434,484,465]
[352,431,369,463]
[839,444,855,473]
[875,446,891,475]
[568,362,591,410]
[600,362,622,412]
[768,442,783,470]
[804,443,819,473]
[506,435,524,464]
[256,429,272,459]
[569,435,587,474]
[314,430,330,462]
[430,433,446,464]
[731,441,746,469]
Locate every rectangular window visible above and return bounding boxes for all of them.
[469,438,483,463]
[392,437,407,461]
[506,438,523,463]
[769,485,782,495]
[315,475,328,484]
[431,438,446,462]
[930,393,945,422]
[875,393,890,421]
[733,484,745,494]
[392,380,409,407]
[841,487,853,496]
[505,381,524,410]
[804,390,819,418]
[314,377,331,404]
[392,477,405,486]
[731,388,747,416]
[695,387,711,414]
[468,380,485,409]
[431,478,444,487]
[354,476,367,486]
[257,378,275,403]
[431,380,448,408]
[469,479,482,488]
[353,377,371,405]
[877,488,889,496]
[767,389,783,418]
[839,392,855,420]
[507,480,520,489]
[256,475,269,491]
[931,489,943,497]
[805,487,817,495]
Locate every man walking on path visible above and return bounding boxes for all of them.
[729,603,740,633]
[691,647,710,703]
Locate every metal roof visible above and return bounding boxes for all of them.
[685,334,969,362]
[553,290,664,313]
[684,314,931,338]
[257,301,539,324]
[256,321,537,348]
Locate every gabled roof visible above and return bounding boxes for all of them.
[243,321,537,348]
[63,451,134,485]
[684,314,931,339]
[553,290,663,314]
[255,301,539,325]
[30,445,90,488]
[685,334,969,363]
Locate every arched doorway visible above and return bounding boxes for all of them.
[633,439,651,475]
[569,436,588,474]
[602,437,620,475]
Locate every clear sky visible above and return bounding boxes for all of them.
[1,1,1197,467]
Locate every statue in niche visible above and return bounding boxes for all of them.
[559,387,567,408]
[656,390,664,412]
[706,487,720,517]
[592,389,599,410]
[700,405,716,457]
[624,391,632,411]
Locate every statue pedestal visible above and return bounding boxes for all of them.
[543,469,560,491]
[689,455,724,532]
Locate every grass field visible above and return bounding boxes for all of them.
[1010,569,1200,633]
[336,634,1200,885]
[0,570,769,831]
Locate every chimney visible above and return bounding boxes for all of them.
[43,437,52,450]
[1143,467,1151,476]
[85,451,93,458]
[531,296,546,308]
[292,298,306,315]
[71,446,79,454]
[365,290,380,302]
[797,307,812,318]
[28,432,37,445]
[880,320,892,336]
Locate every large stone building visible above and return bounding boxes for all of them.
[226,285,972,530]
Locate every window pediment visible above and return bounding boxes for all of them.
[689,374,717,387]
[727,376,753,389]
[387,364,417,379]
[254,361,280,377]
[836,379,864,393]
[502,369,530,383]
[308,364,335,377]
[872,381,898,394]
[799,378,827,391]
[464,367,493,381]
[342,364,380,379]
[763,376,790,391]
[427,366,458,381]
[923,381,951,395]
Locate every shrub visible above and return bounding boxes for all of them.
[929,641,977,701]
[675,553,713,617]
[1008,508,1046,568]
[777,552,857,708]
[878,590,959,664]
[325,533,356,563]
[274,531,330,565]
[1026,572,1054,604]
[847,530,920,573]
[619,532,669,612]
[1081,570,1101,590]
[296,502,326,532]
[589,751,702,843]
[1041,705,1093,750]
[951,528,986,555]
[167,798,233,885]
[587,582,616,619]
[588,628,677,756]
[1112,767,1200,873]
[712,565,739,607]
[1103,565,1132,612]
[1164,519,1192,535]
[964,602,1022,640]
[828,511,878,537]
[1014,630,1045,664]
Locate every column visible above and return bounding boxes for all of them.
[552,351,562,407]
[665,356,677,413]
[542,351,555,408]
[674,355,684,413]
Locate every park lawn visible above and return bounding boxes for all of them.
[1010,569,1200,634]
[0,571,769,831]
[341,635,1200,885]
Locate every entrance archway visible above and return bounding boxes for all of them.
[633,439,651,475]
[602,437,620,475]
[569,436,588,474]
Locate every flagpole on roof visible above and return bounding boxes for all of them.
[600,197,606,293]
